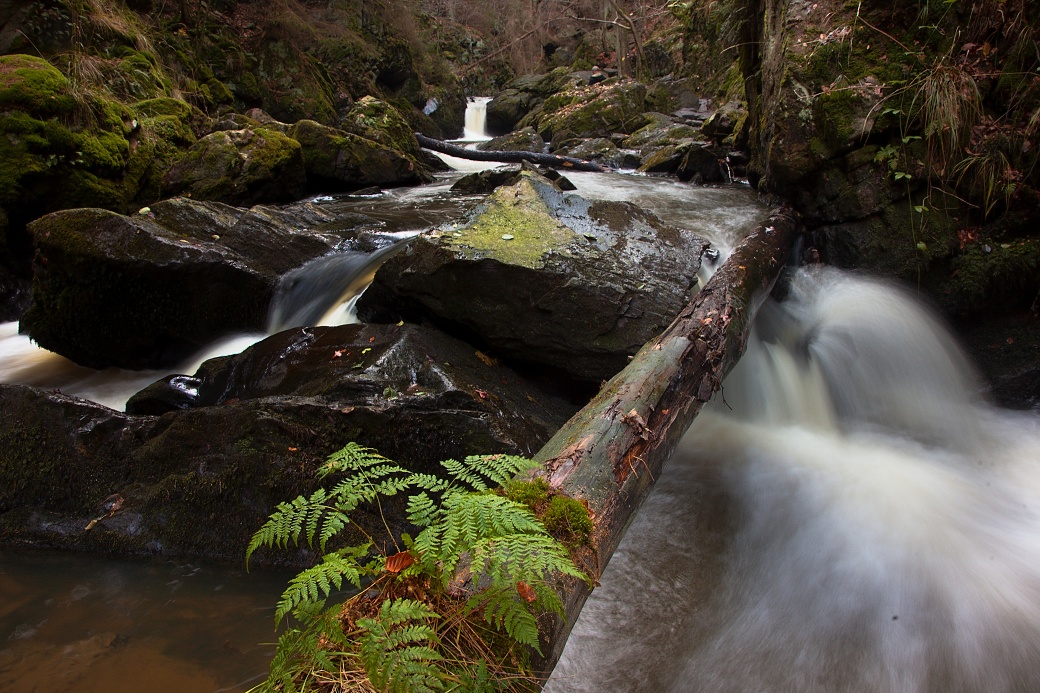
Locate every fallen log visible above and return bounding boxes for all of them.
[415,133,607,172]
[531,207,800,676]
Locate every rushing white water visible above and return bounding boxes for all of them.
[547,267,1040,693]
[463,96,492,141]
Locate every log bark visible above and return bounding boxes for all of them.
[532,207,800,676]
[415,133,607,172]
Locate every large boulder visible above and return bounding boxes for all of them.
[0,323,576,565]
[358,171,711,381]
[162,127,307,205]
[19,197,359,369]
[288,119,432,192]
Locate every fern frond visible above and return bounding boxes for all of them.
[470,533,586,588]
[320,442,393,478]
[464,454,540,488]
[275,552,364,625]
[407,492,439,528]
[440,458,488,490]
[403,472,455,494]
[359,598,445,693]
[247,489,345,566]
[470,585,541,652]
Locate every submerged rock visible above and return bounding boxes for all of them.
[0,323,576,565]
[358,171,711,381]
[20,197,361,369]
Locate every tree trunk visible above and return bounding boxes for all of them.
[415,133,606,172]
[532,207,801,677]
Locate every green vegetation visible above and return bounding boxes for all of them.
[246,443,588,692]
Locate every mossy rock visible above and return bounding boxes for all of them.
[358,171,717,381]
[341,96,424,160]
[163,128,307,205]
[478,127,546,153]
[133,97,211,137]
[0,54,76,117]
[288,119,431,192]
[533,79,650,144]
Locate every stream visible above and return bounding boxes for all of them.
[0,156,768,690]
[5,114,1038,689]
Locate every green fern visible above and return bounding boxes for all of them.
[275,547,370,624]
[249,442,588,692]
[358,599,445,693]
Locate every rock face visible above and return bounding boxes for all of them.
[0,323,576,566]
[358,171,710,381]
[20,198,358,369]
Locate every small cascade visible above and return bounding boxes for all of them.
[462,96,491,141]
[548,267,1040,693]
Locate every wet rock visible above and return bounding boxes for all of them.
[287,119,432,192]
[358,171,710,381]
[340,96,427,163]
[676,145,727,184]
[20,197,359,369]
[125,375,203,415]
[0,322,577,565]
[162,127,306,205]
[450,165,574,195]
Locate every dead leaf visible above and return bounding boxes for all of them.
[475,350,498,367]
[332,350,344,359]
[516,581,537,603]
[700,317,713,325]
[385,551,415,574]
[288,447,298,452]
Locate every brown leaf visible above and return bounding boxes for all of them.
[475,350,499,367]
[516,581,537,603]
[385,551,415,574]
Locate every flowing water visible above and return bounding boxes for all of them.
[0,136,772,690]
[462,96,492,141]
[546,267,1040,692]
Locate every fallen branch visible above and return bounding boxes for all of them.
[415,133,607,172]
[531,207,801,676]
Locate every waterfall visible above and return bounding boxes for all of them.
[547,267,1040,693]
[463,96,491,141]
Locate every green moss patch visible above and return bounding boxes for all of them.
[443,176,577,269]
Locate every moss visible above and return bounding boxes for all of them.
[505,477,549,510]
[0,111,77,205]
[444,175,577,269]
[542,494,593,545]
[0,54,76,117]
[111,49,173,100]
[74,130,129,174]
[204,78,234,105]
[943,238,1040,315]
